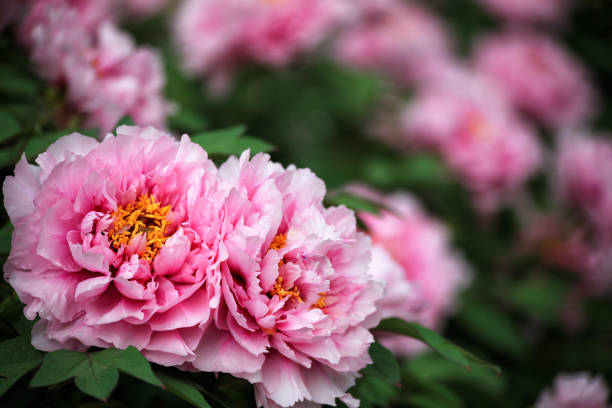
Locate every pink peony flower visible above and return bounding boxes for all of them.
[400,66,542,213]
[476,0,570,23]
[3,126,226,365]
[536,372,611,408]
[4,130,383,407]
[334,0,451,86]
[173,0,347,93]
[19,3,172,134]
[556,130,612,236]
[178,151,384,408]
[348,186,470,355]
[474,31,595,128]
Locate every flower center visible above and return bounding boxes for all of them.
[268,233,287,251]
[312,292,326,309]
[269,276,303,303]
[108,194,172,262]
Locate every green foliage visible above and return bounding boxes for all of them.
[30,347,162,401]
[377,318,501,375]
[0,334,43,397]
[156,373,212,408]
[191,125,274,156]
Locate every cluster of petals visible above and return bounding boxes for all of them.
[173,0,348,93]
[399,66,542,212]
[474,31,595,128]
[3,125,383,408]
[346,186,470,355]
[334,0,451,86]
[536,372,611,408]
[475,0,570,23]
[18,0,172,135]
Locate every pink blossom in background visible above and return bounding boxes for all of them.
[178,151,383,408]
[334,0,451,86]
[400,67,542,213]
[349,187,470,355]
[556,130,612,236]
[476,0,570,23]
[474,31,595,128]
[19,3,172,134]
[536,372,610,408]
[3,126,227,365]
[173,0,348,93]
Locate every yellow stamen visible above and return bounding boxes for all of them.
[269,276,302,303]
[268,233,287,251]
[108,194,172,262]
[312,292,327,309]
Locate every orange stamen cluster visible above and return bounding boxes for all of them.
[266,233,302,303]
[270,276,303,303]
[108,194,172,262]
[312,292,327,309]
[268,233,287,251]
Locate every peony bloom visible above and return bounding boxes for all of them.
[4,129,383,407]
[179,152,384,408]
[348,186,470,355]
[173,0,347,93]
[3,126,227,365]
[19,3,172,135]
[474,31,595,128]
[400,66,541,213]
[475,0,570,23]
[556,130,612,236]
[536,372,611,408]
[334,0,451,86]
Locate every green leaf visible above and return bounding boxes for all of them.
[24,131,65,161]
[92,347,162,387]
[0,335,43,397]
[0,222,13,256]
[456,302,527,358]
[31,349,126,401]
[224,137,274,155]
[156,373,212,408]
[362,342,400,383]
[0,147,18,167]
[191,125,245,148]
[169,110,208,133]
[350,376,397,408]
[116,116,135,127]
[73,360,119,401]
[30,350,89,387]
[376,318,501,375]
[325,193,379,214]
[0,111,20,143]
[0,67,40,96]
[403,353,506,398]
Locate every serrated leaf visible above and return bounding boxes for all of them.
[156,373,212,408]
[92,346,162,387]
[376,318,501,375]
[0,335,43,397]
[0,111,20,143]
[362,342,400,383]
[73,361,119,401]
[30,350,88,387]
